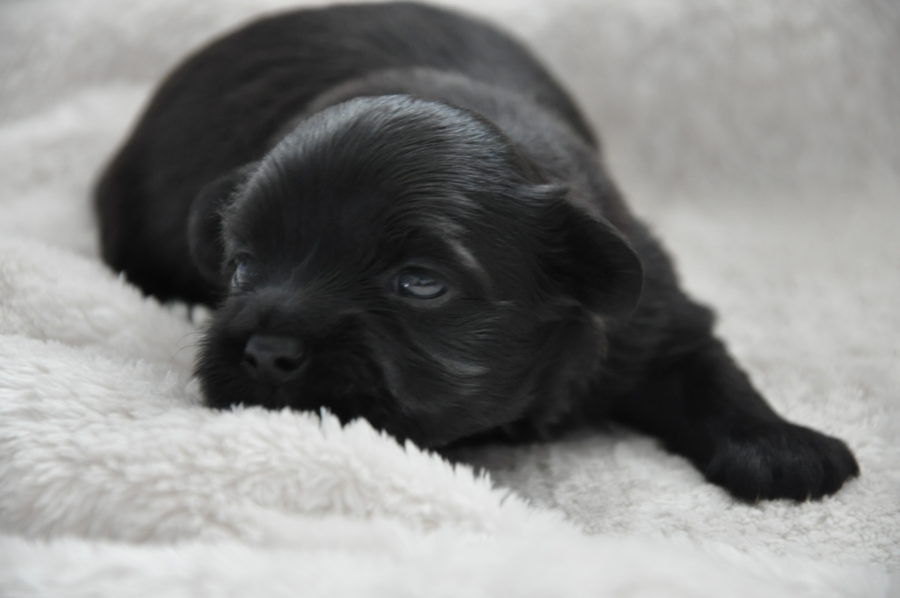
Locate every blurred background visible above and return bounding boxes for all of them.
[2,0,898,208]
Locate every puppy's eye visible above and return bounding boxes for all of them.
[231,255,256,289]
[394,268,447,300]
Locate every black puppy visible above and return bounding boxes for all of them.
[96,2,858,501]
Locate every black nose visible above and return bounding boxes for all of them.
[242,335,306,385]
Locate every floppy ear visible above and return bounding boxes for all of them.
[188,163,257,282]
[540,188,644,319]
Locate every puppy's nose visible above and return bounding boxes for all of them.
[242,335,306,385]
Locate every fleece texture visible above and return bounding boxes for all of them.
[1,0,898,595]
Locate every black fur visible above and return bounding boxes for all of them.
[95,2,858,501]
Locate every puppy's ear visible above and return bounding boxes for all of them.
[188,163,257,282]
[539,186,644,319]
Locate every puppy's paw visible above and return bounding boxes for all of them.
[703,421,859,502]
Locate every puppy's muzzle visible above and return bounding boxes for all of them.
[242,334,307,386]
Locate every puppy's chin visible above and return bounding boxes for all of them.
[196,331,489,448]
[195,298,603,449]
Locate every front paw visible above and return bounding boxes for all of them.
[703,421,860,502]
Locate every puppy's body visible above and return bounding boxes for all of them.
[97,2,858,501]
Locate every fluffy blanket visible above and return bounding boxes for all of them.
[1,0,898,595]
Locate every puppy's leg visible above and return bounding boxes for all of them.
[611,333,859,501]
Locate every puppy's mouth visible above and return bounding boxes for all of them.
[198,325,399,431]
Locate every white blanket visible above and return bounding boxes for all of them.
[1,0,898,595]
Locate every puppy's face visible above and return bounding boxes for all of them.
[190,96,641,447]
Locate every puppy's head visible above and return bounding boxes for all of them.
[190,95,641,446]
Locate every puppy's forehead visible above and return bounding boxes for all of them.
[231,177,487,272]
[226,96,532,268]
